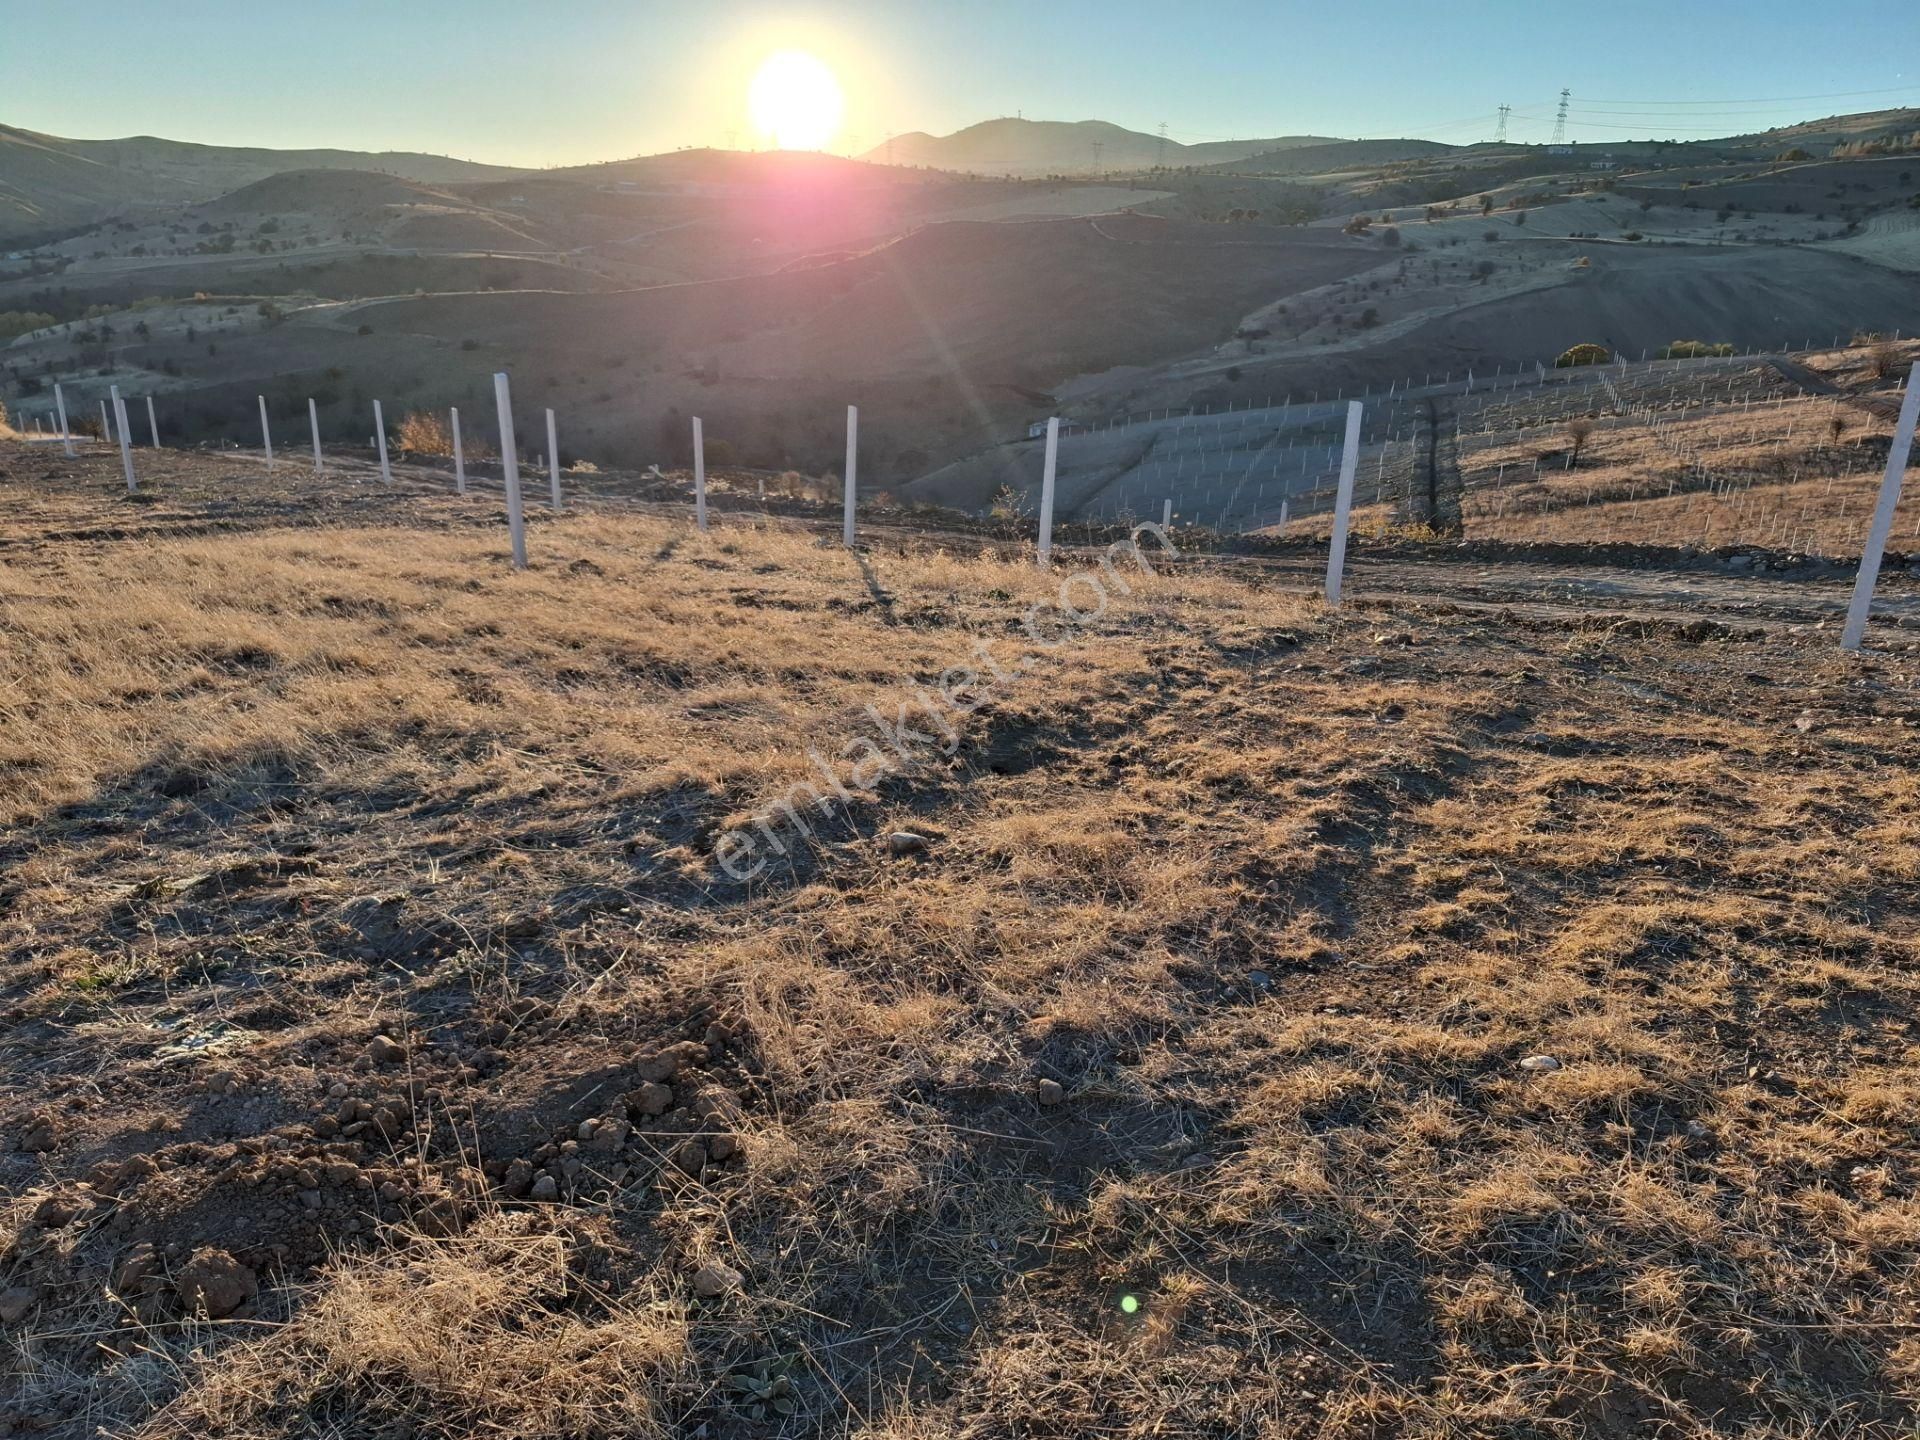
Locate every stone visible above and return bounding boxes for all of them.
[0,1287,37,1324]
[529,1173,559,1202]
[1518,1055,1563,1072]
[708,1133,737,1162]
[635,1042,708,1084]
[501,1158,534,1198]
[1035,1079,1066,1107]
[367,1035,406,1067]
[670,1139,709,1178]
[626,1082,674,1118]
[692,1261,743,1299]
[886,831,929,856]
[176,1248,258,1319]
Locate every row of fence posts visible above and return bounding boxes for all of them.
[22,371,1919,652]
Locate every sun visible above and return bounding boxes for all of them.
[748,50,845,151]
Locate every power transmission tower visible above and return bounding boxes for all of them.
[1157,121,1169,168]
[1550,89,1570,146]
[1495,104,1510,144]
[1092,139,1104,176]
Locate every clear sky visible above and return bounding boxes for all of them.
[2,0,1915,166]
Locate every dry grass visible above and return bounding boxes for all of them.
[2,442,1919,1438]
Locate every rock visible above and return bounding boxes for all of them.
[1518,1055,1563,1072]
[635,1041,708,1084]
[886,831,929,856]
[626,1082,675,1118]
[1247,969,1273,991]
[16,1115,56,1153]
[670,1139,709,1178]
[589,1118,630,1152]
[1794,712,1818,734]
[176,1248,258,1320]
[0,1287,37,1324]
[367,1035,406,1067]
[708,1133,737,1162]
[113,1245,160,1296]
[1035,1079,1066,1107]
[692,1261,743,1298]
[576,1118,601,1142]
[690,1085,743,1124]
[501,1158,534,1199]
[529,1173,559,1203]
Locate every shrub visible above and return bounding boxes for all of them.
[1554,343,1610,369]
[1564,417,1595,467]
[395,410,453,455]
[1658,340,1734,360]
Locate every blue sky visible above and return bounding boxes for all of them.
[2,0,1915,165]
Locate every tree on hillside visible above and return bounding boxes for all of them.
[1564,418,1595,469]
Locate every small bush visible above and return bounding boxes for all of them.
[395,410,453,456]
[1554,343,1611,369]
[1658,340,1734,360]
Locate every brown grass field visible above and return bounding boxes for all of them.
[2,440,1920,1438]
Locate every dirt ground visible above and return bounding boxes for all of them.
[2,440,1919,1439]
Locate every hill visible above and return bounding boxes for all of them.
[860,118,1343,175]
[2,436,1919,1439]
[1205,137,1460,175]
[0,122,524,243]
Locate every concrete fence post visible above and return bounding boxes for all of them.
[110,385,136,493]
[1036,417,1060,567]
[146,396,160,449]
[374,400,392,485]
[1841,373,1920,651]
[1325,401,1364,608]
[843,404,858,547]
[309,398,323,473]
[545,409,562,512]
[1162,497,1173,528]
[54,383,74,457]
[259,395,274,471]
[100,400,112,444]
[692,416,708,532]
[451,408,466,494]
[494,372,527,570]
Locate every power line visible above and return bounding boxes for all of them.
[1576,85,1920,107]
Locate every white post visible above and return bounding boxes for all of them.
[692,416,708,531]
[309,397,323,473]
[1278,499,1290,534]
[54,383,74,457]
[451,408,465,494]
[1841,373,1920,652]
[1036,416,1060,567]
[259,395,274,471]
[1161,497,1173,528]
[100,400,112,444]
[145,396,159,449]
[545,409,562,511]
[373,400,392,484]
[1325,401,1363,608]
[494,372,527,570]
[843,404,858,547]
[110,385,136,493]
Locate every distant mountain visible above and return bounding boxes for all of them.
[860,119,1344,177]
[0,123,525,244]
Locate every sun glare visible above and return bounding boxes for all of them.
[748,50,845,151]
